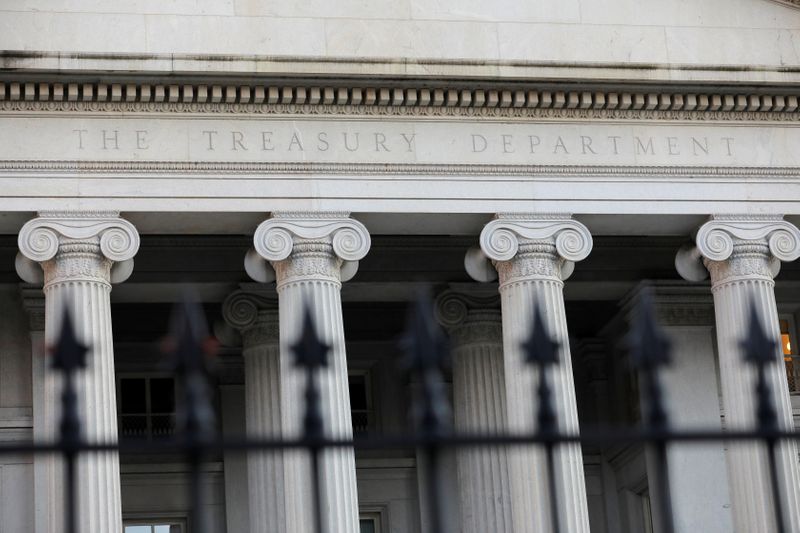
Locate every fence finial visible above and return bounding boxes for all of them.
[52,308,87,374]
[740,298,787,533]
[401,292,451,436]
[627,287,675,533]
[522,300,560,433]
[628,288,671,371]
[292,302,330,443]
[292,304,330,371]
[164,294,217,439]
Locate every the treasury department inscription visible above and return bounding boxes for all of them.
[1,116,798,167]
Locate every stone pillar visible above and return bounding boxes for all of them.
[16,212,140,533]
[21,286,62,533]
[676,215,800,532]
[253,212,370,533]
[435,287,513,533]
[478,213,592,533]
[222,287,283,533]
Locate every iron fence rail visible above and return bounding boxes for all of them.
[1,288,797,533]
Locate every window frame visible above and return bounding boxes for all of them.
[348,368,376,435]
[122,516,187,533]
[358,507,387,533]
[116,373,178,441]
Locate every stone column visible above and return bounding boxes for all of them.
[435,287,513,533]
[21,286,62,533]
[253,212,370,533]
[676,215,800,532]
[478,213,592,533]
[16,212,140,533]
[222,287,283,533]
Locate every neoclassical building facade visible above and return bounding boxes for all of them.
[2,1,800,532]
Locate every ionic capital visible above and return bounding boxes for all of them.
[16,212,140,286]
[676,215,800,284]
[476,214,592,285]
[252,212,370,287]
[222,288,279,349]
[479,213,593,263]
[695,216,800,263]
[435,286,502,347]
[253,211,370,263]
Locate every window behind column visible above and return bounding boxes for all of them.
[349,370,375,435]
[118,375,177,440]
[780,316,799,393]
[123,520,184,533]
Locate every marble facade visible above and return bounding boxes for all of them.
[2,1,800,532]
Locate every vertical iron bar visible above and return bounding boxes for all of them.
[544,442,561,533]
[424,443,445,533]
[165,296,216,533]
[189,448,204,533]
[540,369,561,533]
[51,309,87,533]
[766,438,787,533]
[627,290,675,533]
[651,436,675,533]
[291,304,331,533]
[523,301,563,533]
[740,300,786,533]
[304,365,326,533]
[64,450,77,533]
[310,446,325,533]
[401,294,451,533]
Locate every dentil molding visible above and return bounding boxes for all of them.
[1,79,799,122]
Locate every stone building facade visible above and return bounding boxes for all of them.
[1,1,800,532]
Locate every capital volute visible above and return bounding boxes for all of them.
[251,212,370,284]
[16,212,140,285]
[435,287,500,328]
[479,213,593,263]
[220,287,279,348]
[434,286,502,347]
[676,215,800,282]
[253,211,371,263]
[222,288,278,331]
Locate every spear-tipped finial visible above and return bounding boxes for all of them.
[522,300,560,367]
[400,292,449,374]
[51,308,88,373]
[741,298,780,434]
[163,293,217,439]
[291,304,330,371]
[741,299,779,367]
[628,288,671,371]
[400,292,451,436]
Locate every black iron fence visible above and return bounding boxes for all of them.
[2,288,799,533]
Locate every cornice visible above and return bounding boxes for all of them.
[0,80,799,122]
[4,161,800,178]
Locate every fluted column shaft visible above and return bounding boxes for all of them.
[480,214,592,533]
[223,290,284,533]
[253,212,370,533]
[22,288,63,533]
[435,289,513,533]
[17,212,140,533]
[681,216,800,532]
